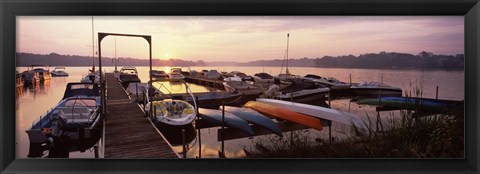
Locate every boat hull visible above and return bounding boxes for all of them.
[256,98,367,129]
[244,101,323,131]
[353,88,402,97]
[224,106,282,137]
[198,108,254,136]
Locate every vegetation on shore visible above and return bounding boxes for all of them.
[244,108,463,158]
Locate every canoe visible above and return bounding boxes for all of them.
[198,108,254,136]
[224,106,283,137]
[356,96,460,111]
[243,101,323,131]
[256,98,367,129]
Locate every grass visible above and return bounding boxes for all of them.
[244,83,464,158]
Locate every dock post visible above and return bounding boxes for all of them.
[136,83,138,103]
[436,86,439,99]
[328,120,332,144]
[182,129,186,158]
[221,102,225,158]
[349,74,352,85]
[328,93,331,108]
[94,145,99,158]
[197,128,202,158]
[195,96,199,119]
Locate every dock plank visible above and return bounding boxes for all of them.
[104,73,179,158]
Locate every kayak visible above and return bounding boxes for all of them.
[224,106,283,137]
[198,108,254,136]
[256,98,367,129]
[356,96,460,111]
[244,101,323,131]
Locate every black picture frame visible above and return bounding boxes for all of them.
[1,0,479,173]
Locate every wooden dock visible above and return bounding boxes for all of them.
[104,73,179,158]
[184,76,225,90]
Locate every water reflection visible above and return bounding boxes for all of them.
[16,66,464,158]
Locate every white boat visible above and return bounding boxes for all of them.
[126,82,162,103]
[230,71,252,81]
[263,83,330,103]
[150,70,169,80]
[169,68,185,81]
[115,67,141,88]
[81,71,101,85]
[146,80,197,126]
[204,70,222,80]
[303,74,350,89]
[223,81,263,96]
[252,72,275,84]
[256,98,367,130]
[223,76,242,82]
[351,81,402,97]
[50,67,69,77]
[146,99,196,126]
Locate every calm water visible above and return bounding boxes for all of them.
[15,66,464,158]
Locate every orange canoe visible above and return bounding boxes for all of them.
[244,101,323,131]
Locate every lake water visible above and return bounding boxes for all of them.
[15,66,464,158]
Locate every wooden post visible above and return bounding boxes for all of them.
[349,74,352,85]
[94,145,99,158]
[221,103,225,158]
[328,93,331,108]
[197,128,202,158]
[182,129,186,158]
[436,86,439,99]
[328,120,332,144]
[136,83,138,103]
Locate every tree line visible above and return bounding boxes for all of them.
[16,52,206,67]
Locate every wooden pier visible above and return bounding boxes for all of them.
[184,76,225,90]
[104,73,179,158]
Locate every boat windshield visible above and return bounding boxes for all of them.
[65,99,96,107]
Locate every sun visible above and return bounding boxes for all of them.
[164,53,170,60]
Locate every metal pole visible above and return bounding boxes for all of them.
[98,34,105,115]
[436,86,439,99]
[182,129,186,158]
[136,83,138,103]
[149,37,153,120]
[328,93,331,108]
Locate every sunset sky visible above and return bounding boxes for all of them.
[16,16,464,62]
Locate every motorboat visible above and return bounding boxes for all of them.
[204,70,222,80]
[116,67,141,88]
[150,70,169,80]
[169,68,185,81]
[21,67,40,85]
[303,74,351,90]
[26,82,102,150]
[80,71,101,85]
[187,92,242,109]
[231,71,252,81]
[145,79,197,127]
[262,81,330,104]
[51,67,69,77]
[223,80,263,96]
[32,66,51,82]
[16,72,24,88]
[351,81,402,97]
[252,72,275,84]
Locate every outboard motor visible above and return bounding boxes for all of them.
[264,85,280,98]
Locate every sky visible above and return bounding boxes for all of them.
[16,16,464,62]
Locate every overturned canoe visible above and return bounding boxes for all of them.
[244,101,323,131]
[256,98,367,129]
[224,106,283,137]
[198,108,254,136]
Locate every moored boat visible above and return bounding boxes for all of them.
[169,68,185,81]
[116,67,141,88]
[252,72,275,84]
[32,66,51,82]
[351,81,402,97]
[51,67,69,77]
[150,70,169,80]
